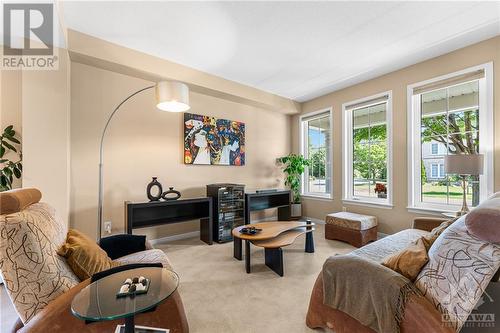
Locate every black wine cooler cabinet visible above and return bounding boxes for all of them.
[206,183,245,243]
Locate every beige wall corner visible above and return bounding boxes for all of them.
[70,62,291,240]
[66,29,300,115]
[21,48,71,224]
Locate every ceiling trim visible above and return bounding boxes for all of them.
[66,30,300,115]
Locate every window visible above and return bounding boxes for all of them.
[343,92,392,206]
[431,143,438,155]
[431,164,438,178]
[300,109,332,198]
[430,163,445,178]
[408,63,493,212]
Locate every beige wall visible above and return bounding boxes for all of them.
[294,36,500,234]
[0,70,23,189]
[67,30,300,115]
[71,62,290,240]
[21,49,71,224]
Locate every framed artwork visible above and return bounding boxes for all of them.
[183,113,245,166]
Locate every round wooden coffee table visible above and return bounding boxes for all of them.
[232,221,315,276]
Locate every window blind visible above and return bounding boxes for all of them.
[412,69,484,95]
[301,111,330,122]
[345,95,388,111]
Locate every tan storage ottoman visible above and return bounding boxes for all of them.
[325,212,378,247]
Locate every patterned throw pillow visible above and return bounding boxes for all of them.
[414,217,500,331]
[0,203,80,324]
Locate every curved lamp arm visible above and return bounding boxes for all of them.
[97,85,155,241]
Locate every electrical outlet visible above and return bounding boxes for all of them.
[104,221,112,234]
[342,207,347,212]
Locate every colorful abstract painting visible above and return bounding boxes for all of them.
[184,113,245,166]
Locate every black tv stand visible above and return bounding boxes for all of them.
[125,198,213,245]
[245,190,291,224]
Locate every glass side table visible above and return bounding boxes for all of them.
[71,267,179,333]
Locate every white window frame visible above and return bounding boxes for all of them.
[407,62,494,214]
[299,107,333,200]
[430,163,445,178]
[342,91,393,208]
[430,164,439,178]
[431,143,439,155]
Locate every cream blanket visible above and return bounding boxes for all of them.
[322,254,421,333]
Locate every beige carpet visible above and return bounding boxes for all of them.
[0,224,354,333]
[1,281,17,332]
[156,224,354,333]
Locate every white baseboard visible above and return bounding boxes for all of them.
[377,232,389,239]
[251,216,277,223]
[253,216,324,224]
[302,216,325,224]
[150,231,200,246]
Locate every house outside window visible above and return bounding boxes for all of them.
[431,164,438,178]
[407,63,493,212]
[431,143,438,155]
[342,91,392,206]
[300,108,332,198]
[430,163,445,179]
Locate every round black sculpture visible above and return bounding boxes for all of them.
[146,177,163,201]
[162,187,181,201]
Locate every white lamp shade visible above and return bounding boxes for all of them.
[155,81,190,112]
[444,154,484,175]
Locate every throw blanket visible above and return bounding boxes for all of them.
[322,254,421,333]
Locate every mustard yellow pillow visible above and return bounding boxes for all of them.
[57,229,118,280]
[382,237,429,281]
[382,218,458,281]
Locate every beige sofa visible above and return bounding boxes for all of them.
[307,207,500,333]
[0,188,189,333]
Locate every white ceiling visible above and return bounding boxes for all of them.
[60,1,500,102]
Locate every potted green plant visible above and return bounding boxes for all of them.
[278,153,310,218]
[0,125,22,191]
[374,183,387,199]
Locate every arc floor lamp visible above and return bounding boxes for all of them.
[97,81,190,241]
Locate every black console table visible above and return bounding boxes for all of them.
[245,190,291,224]
[125,198,213,245]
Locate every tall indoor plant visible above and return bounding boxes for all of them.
[0,125,22,191]
[278,153,310,218]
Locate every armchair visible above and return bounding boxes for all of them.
[411,217,448,232]
[307,208,500,333]
[0,188,189,333]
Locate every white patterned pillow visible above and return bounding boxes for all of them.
[0,203,79,323]
[414,216,500,331]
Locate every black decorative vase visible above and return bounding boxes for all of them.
[162,187,181,201]
[147,177,163,201]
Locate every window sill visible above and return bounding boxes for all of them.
[407,206,457,216]
[302,194,333,202]
[342,199,393,209]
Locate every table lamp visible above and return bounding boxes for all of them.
[444,153,483,216]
